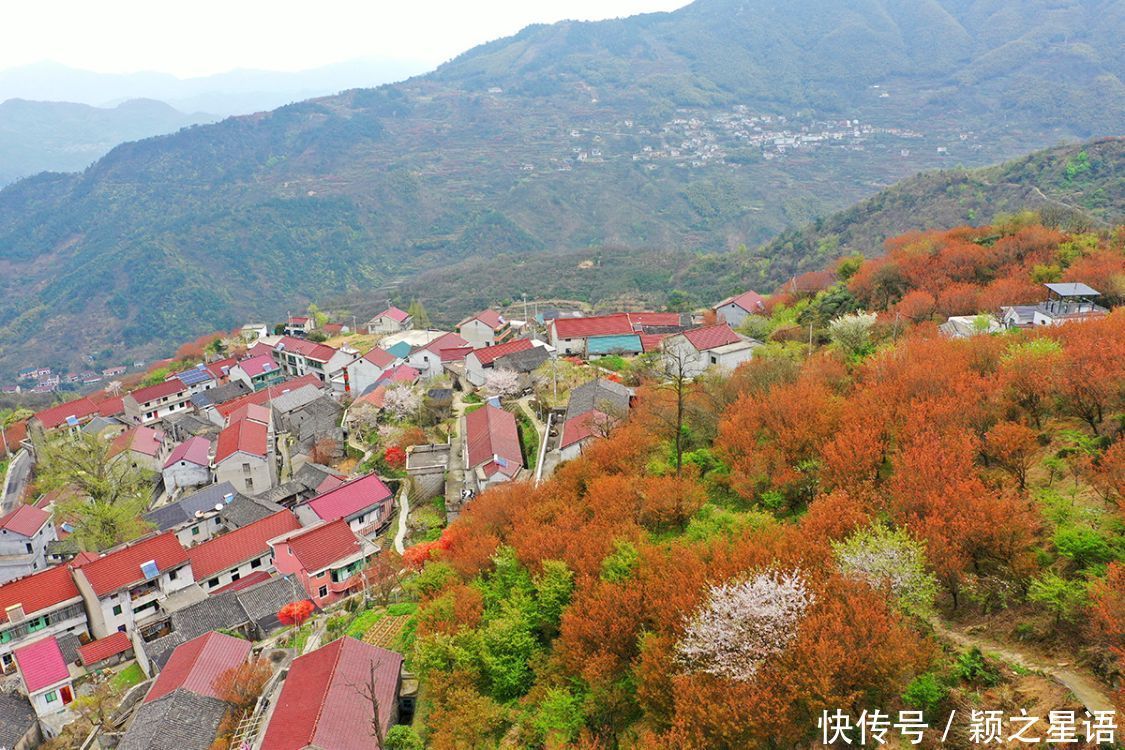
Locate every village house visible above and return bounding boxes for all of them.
[187,510,301,592]
[239,323,268,342]
[365,306,414,335]
[213,413,276,495]
[258,637,405,750]
[171,364,219,395]
[939,314,1004,338]
[0,564,89,674]
[27,395,110,441]
[0,691,40,750]
[107,425,167,472]
[144,482,248,547]
[464,404,524,487]
[293,473,395,538]
[344,346,401,396]
[76,630,134,671]
[713,290,767,328]
[271,336,356,393]
[284,315,315,337]
[457,309,512,349]
[0,505,57,583]
[270,519,376,607]
[161,436,212,494]
[405,331,471,379]
[119,631,252,750]
[547,314,635,357]
[464,338,549,387]
[270,385,344,457]
[71,531,195,638]
[13,636,74,717]
[662,324,759,379]
[1001,283,1108,328]
[557,378,635,462]
[123,380,193,426]
[227,354,285,391]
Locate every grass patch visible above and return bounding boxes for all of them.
[110,662,145,691]
[346,608,386,639]
[514,408,540,470]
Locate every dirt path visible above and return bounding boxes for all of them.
[932,619,1114,713]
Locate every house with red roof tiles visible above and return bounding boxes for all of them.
[188,510,301,592]
[161,436,213,493]
[28,396,102,439]
[107,425,167,472]
[294,474,394,538]
[71,532,194,638]
[464,338,540,387]
[0,563,88,674]
[123,379,192,426]
[662,323,760,379]
[365,306,414,335]
[228,353,285,391]
[0,504,57,584]
[457,309,512,349]
[464,404,524,487]
[344,346,402,396]
[270,520,376,607]
[271,336,357,394]
[13,635,74,716]
[405,331,470,379]
[77,630,133,670]
[214,416,276,495]
[207,374,324,426]
[714,289,768,328]
[547,313,635,356]
[258,637,404,750]
[145,631,252,703]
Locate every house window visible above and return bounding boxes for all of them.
[208,578,219,588]
[112,605,123,616]
[231,572,241,582]
[169,570,178,581]
[0,630,11,644]
[245,479,254,491]
[117,625,127,633]
[25,543,32,554]
[318,586,328,598]
[45,690,58,703]
[192,527,200,535]
[250,558,262,569]
[242,463,251,474]
[27,616,47,633]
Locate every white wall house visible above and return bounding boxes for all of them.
[365,307,413,335]
[272,337,357,393]
[161,436,213,494]
[13,637,74,717]
[0,506,56,584]
[713,290,767,329]
[345,348,401,396]
[188,510,300,593]
[456,310,510,349]
[0,565,90,674]
[122,380,193,426]
[662,324,758,379]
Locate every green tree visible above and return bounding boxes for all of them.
[833,524,939,617]
[407,299,432,329]
[36,432,154,550]
[532,687,587,747]
[384,725,423,750]
[1028,571,1089,625]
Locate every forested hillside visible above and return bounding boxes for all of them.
[0,0,1121,376]
[404,221,1125,747]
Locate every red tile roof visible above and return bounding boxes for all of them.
[14,636,69,692]
[187,511,300,579]
[304,474,393,523]
[234,354,278,378]
[215,418,269,463]
[628,311,683,328]
[560,410,616,449]
[259,637,403,750]
[283,520,363,574]
[79,532,189,597]
[465,404,523,478]
[77,631,133,665]
[108,426,164,459]
[639,333,667,352]
[681,324,743,352]
[274,336,338,363]
[213,375,323,418]
[128,379,188,405]
[440,345,473,363]
[0,504,51,537]
[376,306,411,323]
[470,338,534,367]
[550,313,634,340]
[33,397,101,430]
[361,347,396,369]
[718,290,767,314]
[205,357,237,380]
[226,403,271,426]
[0,564,82,624]
[144,631,251,704]
[246,342,274,358]
[354,385,386,409]
[1,420,27,457]
[95,397,125,418]
[461,309,505,330]
[417,331,469,357]
[163,436,211,469]
[376,364,420,385]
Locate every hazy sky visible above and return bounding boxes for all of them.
[2,0,690,77]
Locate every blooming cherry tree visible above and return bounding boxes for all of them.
[383,385,421,421]
[676,569,813,681]
[483,368,522,401]
[833,524,938,616]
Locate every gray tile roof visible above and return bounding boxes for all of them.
[190,381,251,409]
[251,482,308,507]
[236,574,308,632]
[566,378,634,421]
[143,632,186,670]
[119,689,229,750]
[0,691,37,749]
[292,462,337,491]
[145,482,247,531]
[221,494,285,528]
[57,631,82,665]
[168,591,249,641]
[496,346,550,373]
[268,384,322,415]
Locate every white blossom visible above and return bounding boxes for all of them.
[833,524,937,616]
[383,385,421,421]
[483,368,523,400]
[828,310,878,355]
[676,569,813,681]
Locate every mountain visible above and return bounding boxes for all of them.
[0,59,430,116]
[380,137,1124,324]
[0,0,1122,377]
[0,98,217,186]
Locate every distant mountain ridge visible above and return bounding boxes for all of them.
[0,0,1121,377]
[0,98,216,185]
